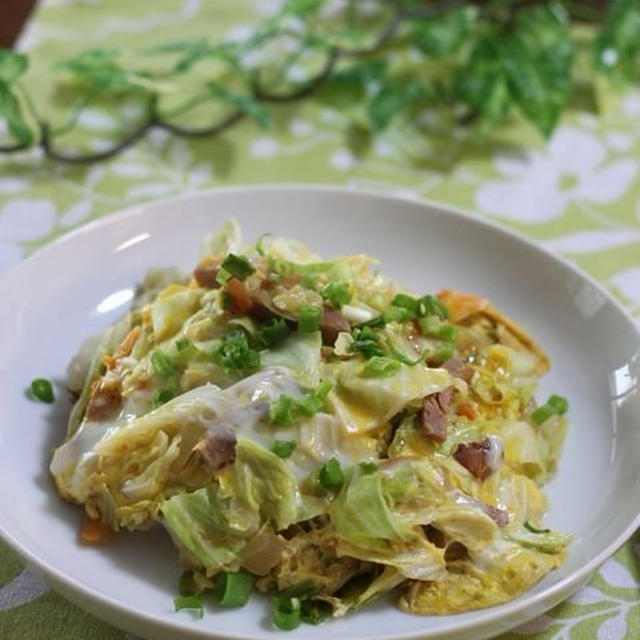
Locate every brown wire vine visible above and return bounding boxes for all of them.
[0,0,631,165]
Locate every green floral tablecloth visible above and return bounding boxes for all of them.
[1,1,639,639]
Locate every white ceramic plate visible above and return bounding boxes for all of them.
[0,186,638,640]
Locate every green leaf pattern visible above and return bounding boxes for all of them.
[0,1,638,638]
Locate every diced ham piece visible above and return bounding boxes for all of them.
[453,491,509,526]
[482,504,509,527]
[320,307,351,346]
[248,289,296,325]
[443,356,474,383]
[453,438,493,480]
[195,429,237,470]
[417,387,454,443]
[225,278,253,315]
[194,259,220,289]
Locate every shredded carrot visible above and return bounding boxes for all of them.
[113,326,140,360]
[456,403,477,420]
[80,517,112,545]
[437,289,490,324]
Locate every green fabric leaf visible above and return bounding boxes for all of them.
[367,81,425,131]
[504,4,573,138]
[454,37,512,126]
[594,0,640,81]
[282,0,326,18]
[56,49,159,93]
[455,4,572,138]
[318,60,385,108]
[0,50,28,84]
[412,7,476,58]
[147,39,238,73]
[0,83,33,145]
[208,83,271,128]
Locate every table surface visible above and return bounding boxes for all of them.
[0,1,639,639]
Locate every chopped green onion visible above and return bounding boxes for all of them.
[256,318,291,347]
[359,461,378,474]
[297,380,333,416]
[428,342,455,365]
[272,440,297,458]
[152,388,174,408]
[437,325,457,343]
[220,253,255,281]
[151,349,176,377]
[391,293,420,315]
[524,521,551,534]
[269,381,334,425]
[319,457,344,491]
[30,378,55,403]
[269,394,296,425]
[361,315,386,329]
[418,316,457,342]
[176,337,191,351]
[381,305,413,324]
[272,596,301,631]
[174,595,204,619]
[213,330,260,374]
[367,294,449,329]
[419,294,449,319]
[301,274,318,288]
[350,326,385,359]
[322,282,352,308]
[530,404,555,425]
[531,394,569,424]
[547,394,569,415]
[175,337,197,361]
[298,305,322,333]
[362,356,401,378]
[256,232,271,257]
[300,599,332,625]
[212,570,254,607]
[216,267,232,286]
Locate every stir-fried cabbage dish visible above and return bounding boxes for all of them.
[51,219,571,627]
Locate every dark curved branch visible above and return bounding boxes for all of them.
[2,0,601,165]
[336,10,404,57]
[156,110,245,136]
[251,49,338,103]
[0,141,31,153]
[40,120,155,165]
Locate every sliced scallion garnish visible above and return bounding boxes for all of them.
[272,596,301,631]
[30,378,55,403]
[212,570,254,607]
[298,305,322,333]
[220,253,255,281]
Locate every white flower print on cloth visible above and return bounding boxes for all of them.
[476,127,638,223]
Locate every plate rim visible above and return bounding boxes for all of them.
[1,183,638,640]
